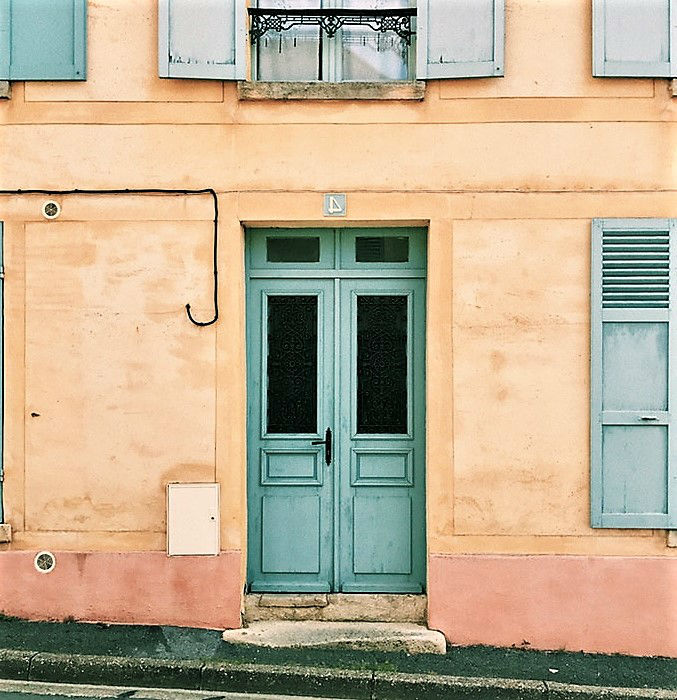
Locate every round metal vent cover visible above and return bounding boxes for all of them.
[34,550,56,573]
[41,200,61,220]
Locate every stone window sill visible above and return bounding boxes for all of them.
[671,79,677,98]
[0,523,11,543]
[238,81,425,101]
[0,81,10,99]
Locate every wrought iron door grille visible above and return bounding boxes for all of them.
[248,8,416,44]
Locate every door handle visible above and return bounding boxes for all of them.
[311,427,332,466]
[640,416,659,421]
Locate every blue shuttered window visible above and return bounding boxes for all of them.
[591,219,677,529]
[416,0,504,79]
[593,0,676,77]
[158,0,246,80]
[0,0,86,80]
[159,0,504,82]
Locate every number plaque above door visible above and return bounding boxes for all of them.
[323,193,347,217]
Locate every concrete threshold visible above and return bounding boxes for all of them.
[244,592,427,623]
[221,621,447,655]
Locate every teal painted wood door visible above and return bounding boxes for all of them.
[247,228,426,593]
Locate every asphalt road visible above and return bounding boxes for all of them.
[0,680,344,700]
[2,617,675,691]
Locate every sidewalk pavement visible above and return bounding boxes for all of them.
[0,615,675,699]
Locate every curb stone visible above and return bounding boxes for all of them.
[373,671,545,699]
[29,652,203,690]
[202,662,373,699]
[546,681,677,700]
[0,649,675,700]
[0,649,35,681]
[372,672,677,700]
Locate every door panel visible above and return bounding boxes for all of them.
[338,280,426,593]
[352,495,413,575]
[247,280,334,592]
[261,495,322,573]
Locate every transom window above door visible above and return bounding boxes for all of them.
[252,1,414,82]
[247,227,426,271]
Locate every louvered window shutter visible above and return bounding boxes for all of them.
[0,0,86,80]
[158,0,246,80]
[591,219,677,529]
[593,0,676,77]
[416,0,504,79]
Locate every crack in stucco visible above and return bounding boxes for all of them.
[26,652,38,681]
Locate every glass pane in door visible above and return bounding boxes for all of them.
[355,236,409,262]
[267,295,318,433]
[356,295,407,433]
[267,236,321,263]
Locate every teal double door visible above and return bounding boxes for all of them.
[246,228,426,593]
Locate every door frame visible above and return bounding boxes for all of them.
[244,226,428,593]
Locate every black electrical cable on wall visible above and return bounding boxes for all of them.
[0,188,219,327]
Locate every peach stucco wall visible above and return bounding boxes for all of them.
[0,0,676,652]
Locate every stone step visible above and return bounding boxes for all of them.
[222,621,446,655]
[244,593,426,623]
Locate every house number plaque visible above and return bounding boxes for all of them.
[323,193,346,217]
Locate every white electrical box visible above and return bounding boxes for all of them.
[167,483,220,556]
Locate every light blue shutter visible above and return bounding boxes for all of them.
[416,0,504,79]
[0,0,86,80]
[158,0,246,80]
[593,0,676,77]
[591,219,677,529]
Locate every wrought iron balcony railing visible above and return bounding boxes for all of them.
[248,7,416,45]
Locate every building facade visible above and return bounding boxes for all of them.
[0,0,675,657]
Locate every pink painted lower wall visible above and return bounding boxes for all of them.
[0,551,242,630]
[428,554,677,657]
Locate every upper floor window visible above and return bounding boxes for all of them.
[158,0,505,83]
[251,1,414,82]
